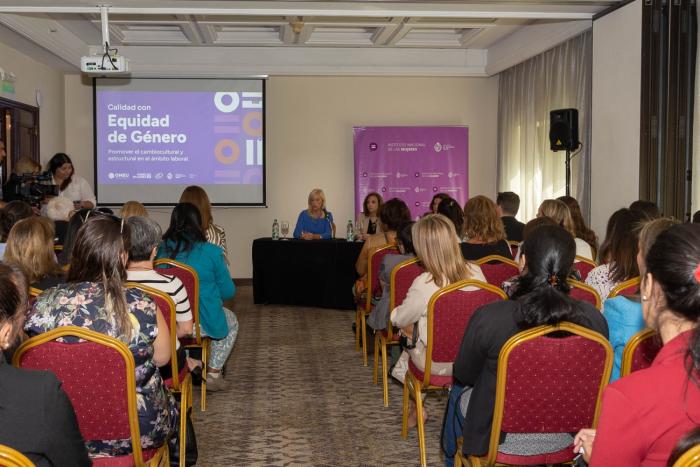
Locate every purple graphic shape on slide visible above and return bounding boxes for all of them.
[353,126,468,220]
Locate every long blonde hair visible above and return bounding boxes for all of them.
[179,186,213,230]
[4,217,64,284]
[412,214,472,288]
[537,199,575,236]
[463,195,506,243]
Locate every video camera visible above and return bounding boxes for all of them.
[3,172,59,206]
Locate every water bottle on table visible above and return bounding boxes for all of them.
[272,219,280,240]
[346,220,354,242]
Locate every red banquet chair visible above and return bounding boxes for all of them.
[127,282,192,467]
[372,257,423,407]
[154,258,209,412]
[508,241,520,259]
[572,256,597,281]
[403,280,507,467]
[12,326,169,467]
[568,279,602,310]
[356,243,397,367]
[455,322,613,467]
[620,328,663,377]
[476,255,519,288]
[608,277,641,299]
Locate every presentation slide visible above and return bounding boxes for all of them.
[94,78,265,205]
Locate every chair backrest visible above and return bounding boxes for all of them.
[568,279,602,310]
[620,328,663,377]
[671,439,700,467]
[28,287,42,299]
[154,258,200,343]
[125,282,181,390]
[608,277,641,299]
[479,322,612,465]
[12,326,145,464]
[387,257,423,340]
[508,241,520,259]
[0,444,35,467]
[475,255,519,287]
[573,256,596,281]
[365,243,398,311]
[424,280,507,386]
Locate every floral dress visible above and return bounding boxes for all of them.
[25,282,178,457]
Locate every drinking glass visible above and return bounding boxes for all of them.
[355,216,364,240]
[281,220,290,239]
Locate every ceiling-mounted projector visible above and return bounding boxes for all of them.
[81,54,130,75]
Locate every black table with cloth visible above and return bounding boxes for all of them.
[252,237,364,310]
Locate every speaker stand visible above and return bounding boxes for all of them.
[565,148,571,197]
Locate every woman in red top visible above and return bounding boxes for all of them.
[574,223,700,466]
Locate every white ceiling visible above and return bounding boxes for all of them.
[0,1,620,76]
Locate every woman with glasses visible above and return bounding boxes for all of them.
[25,215,177,458]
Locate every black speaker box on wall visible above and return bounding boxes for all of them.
[549,108,579,152]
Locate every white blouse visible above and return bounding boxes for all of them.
[55,174,96,206]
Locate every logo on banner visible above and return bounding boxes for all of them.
[434,142,442,152]
[434,142,456,153]
[369,142,378,151]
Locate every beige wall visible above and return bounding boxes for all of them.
[591,0,642,237]
[0,41,65,164]
[63,75,499,277]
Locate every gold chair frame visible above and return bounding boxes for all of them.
[568,279,603,310]
[0,445,35,467]
[356,243,396,367]
[455,322,612,467]
[12,326,169,467]
[403,280,507,467]
[372,257,420,407]
[126,282,193,467]
[574,255,597,267]
[672,443,700,467]
[608,276,641,299]
[28,287,42,299]
[475,255,519,268]
[154,258,209,412]
[620,328,659,378]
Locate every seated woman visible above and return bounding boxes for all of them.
[0,263,91,467]
[120,200,149,219]
[586,208,646,300]
[390,214,486,423]
[293,188,334,240]
[47,153,95,209]
[179,186,229,261]
[557,195,598,259]
[4,217,65,290]
[443,224,608,466]
[461,196,512,260]
[25,215,177,457]
[355,192,383,241]
[355,198,412,277]
[537,199,593,260]
[158,203,237,392]
[574,223,700,465]
[367,221,415,332]
[428,192,450,215]
[603,217,678,381]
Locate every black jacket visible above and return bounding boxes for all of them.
[501,216,525,242]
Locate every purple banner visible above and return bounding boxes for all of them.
[96,90,263,184]
[353,126,469,220]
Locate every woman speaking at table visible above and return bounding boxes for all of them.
[48,153,96,209]
[293,188,334,240]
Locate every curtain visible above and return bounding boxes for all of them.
[497,30,592,222]
[693,5,700,216]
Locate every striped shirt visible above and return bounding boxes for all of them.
[126,269,193,323]
[205,223,229,265]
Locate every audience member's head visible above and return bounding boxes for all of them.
[496,191,520,217]
[637,217,680,276]
[362,192,383,217]
[693,210,700,224]
[66,215,131,338]
[60,208,108,265]
[537,199,575,236]
[96,207,114,216]
[0,200,33,242]
[0,263,28,352]
[121,200,148,219]
[379,198,411,232]
[12,157,41,175]
[630,200,661,219]
[597,208,647,283]
[430,193,450,214]
[396,221,416,256]
[522,216,557,243]
[180,185,214,230]
[436,197,464,237]
[4,217,62,285]
[125,216,162,263]
[162,202,206,259]
[512,224,582,327]
[557,195,597,252]
[463,195,506,243]
[412,214,470,288]
[45,196,74,222]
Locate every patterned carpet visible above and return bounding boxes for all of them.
[191,286,448,466]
